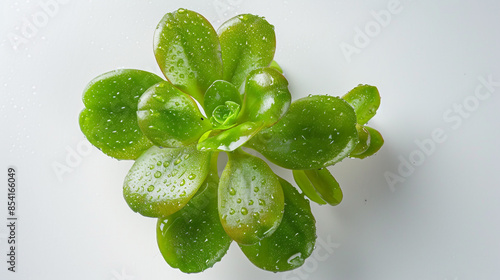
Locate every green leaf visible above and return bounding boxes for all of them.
[211,101,241,127]
[154,8,222,104]
[269,60,283,73]
[157,154,232,273]
[197,122,264,152]
[240,67,291,126]
[79,69,163,160]
[350,126,384,159]
[246,95,358,169]
[204,80,242,120]
[219,149,284,245]
[350,124,370,156]
[123,145,210,218]
[239,177,316,271]
[137,81,211,148]
[218,14,276,91]
[342,84,380,125]
[292,170,327,205]
[300,169,342,206]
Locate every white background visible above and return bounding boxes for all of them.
[1,0,500,279]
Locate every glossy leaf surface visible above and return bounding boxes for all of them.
[79,69,163,159]
[239,177,316,271]
[292,170,327,205]
[247,95,358,169]
[123,145,210,218]
[218,14,276,91]
[137,81,211,148]
[240,67,291,126]
[350,124,371,156]
[219,150,284,245]
[301,168,342,206]
[157,154,231,273]
[350,126,384,159]
[342,84,380,125]
[197,122,263,152]
[204,80,242,120]
[154,8,222,103]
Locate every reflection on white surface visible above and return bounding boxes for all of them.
[1,0,500,279]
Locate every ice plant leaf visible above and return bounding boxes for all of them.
[219,149,284,245]
[350,124,371,156]
[269,60,283,73]
[79,69,163,160]
[350,126,384,159]
[123,145,210,218]
[246,95,358,169]
[298,168,342,206]
[218,14,276,92]
[239,67,291,127]
[154,8,222,104]
[197,122,264,152]
[239,177,316,271]
[342,84,380,125]
[156,154,231,273]
[292,170,327,205]
[137,81,211,148]
[204,80,242,120]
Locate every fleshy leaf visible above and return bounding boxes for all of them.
[157,154,232,273]
[197,122,264,152]
[123,145,210,218]
[342,84,380,125]
[239,67,291,126]
[298,169,342,206]
[350,124,371,156]
[292,170,327,205]
[137,81,211,148]
[246,95,358,169]
[219,149,284,245]
[79,69,163,160]
[154,8,222,104]
[350,126,384,159]
[269,60,283,73]
[211,101,240,127]
[239,177,316,271]
[204,80,242,120]
[218,14,276,91]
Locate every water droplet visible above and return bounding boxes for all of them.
[149,165,155,170]
[180,179,186,186]
[248,200,254,205]
[171,169,178,176]
[174,159,182,165]
[179,190,186,197]
[229,209,235,215]
[252,212,259,219]
[236,198,241,204]
[241,207,248,215]
[177,8,186,13]
[287,253,303,266]
[229,188,236,195]
[258,199,265,206]
[147,185,155,192]
[253,187,259,192]
[251,176,256,181]
[154,171,162,178]
[188,174,196,180]
[163,161,170,168]
[184,154,190,159]
[177,59,184,67]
